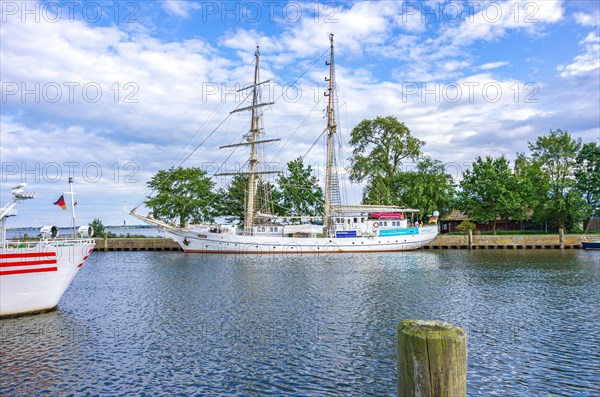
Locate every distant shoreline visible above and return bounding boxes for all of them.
[7,225,154,231]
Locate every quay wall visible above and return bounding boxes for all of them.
[93,235,586,251]
[422,234,584,250]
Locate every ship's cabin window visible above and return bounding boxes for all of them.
[347,219,351,224]
[383,221,388,226]
[361,218,365,223]
[353,217,357,223]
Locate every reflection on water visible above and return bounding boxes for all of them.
[1,250,599,396]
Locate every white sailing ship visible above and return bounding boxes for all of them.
[0,180,95,317]
[132,35,438,253]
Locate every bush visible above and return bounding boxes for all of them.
[457,220,476,234]
[90,218,105,235]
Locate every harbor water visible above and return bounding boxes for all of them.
[1,250,599,396]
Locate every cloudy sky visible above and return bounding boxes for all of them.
[1,0,599,227]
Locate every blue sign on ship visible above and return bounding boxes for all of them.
[336,231,357,238]
[379,228,419,237]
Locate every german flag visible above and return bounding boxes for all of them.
[53,195,67,210]
[428,216,438,223]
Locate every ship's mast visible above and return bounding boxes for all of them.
[323,33,336,235]
[245,46,261,235]
[216,46,279,235]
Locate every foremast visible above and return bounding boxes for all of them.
[216,46,279,235]
[323,33,340,236]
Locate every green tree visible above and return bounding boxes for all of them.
[349,116,424,183]
[458,156,523,234]
[145,167,216,227]
[218,175,248,225]
[401,157,456,217]
[575,142,600,221]
[528,129,585,231]
[90,218,105,235]
[363,157,456,217]
[276,157,323,222]
[514,153,549,223]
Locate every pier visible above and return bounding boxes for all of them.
[93,234,585,251]
[421,233,584,250]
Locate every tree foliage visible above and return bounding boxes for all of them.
[458,156,523,234]
[349,116,424,182]
[527,129,586,230]
[276,157,323,221]
[350,117,452,217]
[362,157,455,216]
[217,175,248,225]
[90,218,105,235]
[575,142,600,218]
[145,167,216,227]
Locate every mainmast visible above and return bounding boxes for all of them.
[323,33,337,235]
[245,46,261,235]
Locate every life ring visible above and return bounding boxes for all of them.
[373,222,380,229]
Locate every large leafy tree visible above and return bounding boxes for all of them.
[575,142,600,221]
[458,156,523,234]
[350,116,452,217]
[362,157,455,217]
[276,157,323,222]
[402,157,456,217]
[145,167,216,226]
[349,116,423,183]
[528,129,585,230]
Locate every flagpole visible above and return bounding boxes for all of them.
[68,177,76,237]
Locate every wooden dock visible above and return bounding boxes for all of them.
[93,234,585,252]
[422,233,584,250]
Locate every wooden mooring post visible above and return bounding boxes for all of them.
[559,228,564,249]
[468,229,473,250]
[397,320,467,397]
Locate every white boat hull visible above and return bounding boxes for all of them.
[0,240,95,317]
[165,227,438,254]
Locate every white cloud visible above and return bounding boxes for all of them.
[480,61,511,70]
[395,9,426,33]
[1,0,598,227]
[161,1,200,18]
[573,12,599,27]
[558,32,600,77]
[439,0,564,48]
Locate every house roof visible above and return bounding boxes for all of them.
[441,209,470,221]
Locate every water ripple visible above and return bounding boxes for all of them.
[1,250,599,396]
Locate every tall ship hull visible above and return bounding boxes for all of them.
[165,226,437,254]
[0,240,95,317]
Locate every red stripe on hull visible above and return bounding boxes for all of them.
[183,248,419,254]
[0,259,58,267]
[0,267,58,276]
[0,252,56,259]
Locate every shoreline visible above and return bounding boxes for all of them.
[89,235,587,252]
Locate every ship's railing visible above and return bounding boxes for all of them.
[1,238,96,250]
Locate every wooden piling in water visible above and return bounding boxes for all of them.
[468,229,473,250]
[397,320,467,397]
[559,228,564,249]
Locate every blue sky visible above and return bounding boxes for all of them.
[1,0,599,227]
